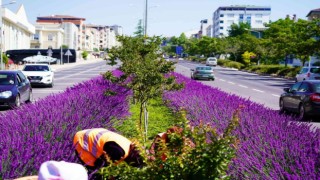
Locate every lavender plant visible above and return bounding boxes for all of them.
[0,76,131,179]
[163,73,320,179]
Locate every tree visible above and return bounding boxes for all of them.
[105,36,183,141]
[133,19,144,37]
[264,18,298,67]
[228,22,251,37]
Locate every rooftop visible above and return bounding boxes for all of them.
[37,15,86,21]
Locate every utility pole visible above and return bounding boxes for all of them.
[0,0,3,70]
[144,0,148,37]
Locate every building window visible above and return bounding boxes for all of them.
[34,34,39,40]
[256,14,263,18]
[239,14,244,22]
[256,20,263,24]
[220,27,223,29]
[220,14,224,17]
[220,20,224,24]
[227,14,234,17]
[48,34,53,41]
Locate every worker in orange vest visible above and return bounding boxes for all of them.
[73,128,144,172]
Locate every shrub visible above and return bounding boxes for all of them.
[81,50,88,60]
[100,111,239,179]
[163,73,320,179]
[218,59,245,69]
[0,76,131,179]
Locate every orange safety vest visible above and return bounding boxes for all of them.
[73,128,131,166]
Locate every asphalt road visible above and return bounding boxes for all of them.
[174,60,320,129]
[32,60,114,101]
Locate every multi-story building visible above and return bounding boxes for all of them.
[212,5,271,37]
[31,23,64,49]
[2,5,35,51]
[36,15,85,50]
[61,22,79,50]
[306,8,320,20]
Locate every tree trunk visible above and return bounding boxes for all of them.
[143,101,148,142]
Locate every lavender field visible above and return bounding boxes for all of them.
[163,73,320,179]
[0,72,319,179]
[0,76,131,179]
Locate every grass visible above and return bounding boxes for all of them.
[113,97,182,147]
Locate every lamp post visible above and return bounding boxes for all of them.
[144,0,148,37]
[0,0,16,70]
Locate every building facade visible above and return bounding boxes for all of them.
[31,23,64,49]
[1,5,35,51]
[306,8,320,20]
[36,15,86,50]
[212,5,271,37]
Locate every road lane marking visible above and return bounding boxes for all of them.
[219,79,226,82]
[228,81,235,85]
[238,85,248,88]
[272,94,280,97]
[252,89,264,93]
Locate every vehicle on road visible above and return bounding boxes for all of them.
[279,80,320,119]
[22,55,58,64]
[191,66,215,81]
[22,64,55,87]
[295,66,320,82]
[0,70,32,108]
[206,57,217,66]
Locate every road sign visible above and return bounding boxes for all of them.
[65,49,73,63]
[65,49,72,56]
[47,49,53,57]
[37,51,41,55]
[176,46,183,56]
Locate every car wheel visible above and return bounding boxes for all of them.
[13,95,21,108]
[298,104,307,120]
[26,91,33,103]
[49,81,54,88]
[279,99,285,114]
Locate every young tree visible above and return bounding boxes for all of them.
[105,36,183,141]
[133,19,144,37]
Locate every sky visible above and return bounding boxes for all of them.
[6,0,320,37]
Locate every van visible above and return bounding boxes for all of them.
[206,57,217,66]
[295,66,320,82]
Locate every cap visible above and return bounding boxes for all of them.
[38,161,88,180]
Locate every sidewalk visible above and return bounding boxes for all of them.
[15,58,105,71]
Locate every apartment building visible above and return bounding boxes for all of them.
[1,5,35,51]
[36,15,85,50]
[307,8,320,20]
[212,5,271,37]
[31,23,64,49]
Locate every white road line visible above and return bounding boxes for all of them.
[272,94,280,97]
[238,85,248,88]
[228,81,235,85]
[252,89,264,93]
[219,79,226,82]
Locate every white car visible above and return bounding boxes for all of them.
[22,64,55,87]
[295,66,320,82]
[206,57,217,66]
[23,55,58,64]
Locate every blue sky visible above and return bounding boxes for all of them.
[7,0,320,37]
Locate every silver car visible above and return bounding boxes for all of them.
[206,57,217,66]
[295,66,320,82]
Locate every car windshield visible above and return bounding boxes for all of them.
[300,68,308,74]
[23,65,49,71]
[208,59,216,61]
[0,74,15,85]
[196,67,212,71]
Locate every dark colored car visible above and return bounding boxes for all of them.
[191,66,215,81]
[0,70,32,108]
[279,80,320,119]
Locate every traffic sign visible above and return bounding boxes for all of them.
[65,49,73,56]
[47,49,53,57]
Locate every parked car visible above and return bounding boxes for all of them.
[279,80,320,119]
[206,57,217,66]
[22,55,58,64]
[295,66,320,82]
[22,64,55,87]
[0,70,32,108]
[191,66,215,81]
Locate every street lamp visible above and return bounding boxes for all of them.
[0,0,16,70]
[144,0,148,37]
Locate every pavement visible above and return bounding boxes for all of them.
[13,58,105,71]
